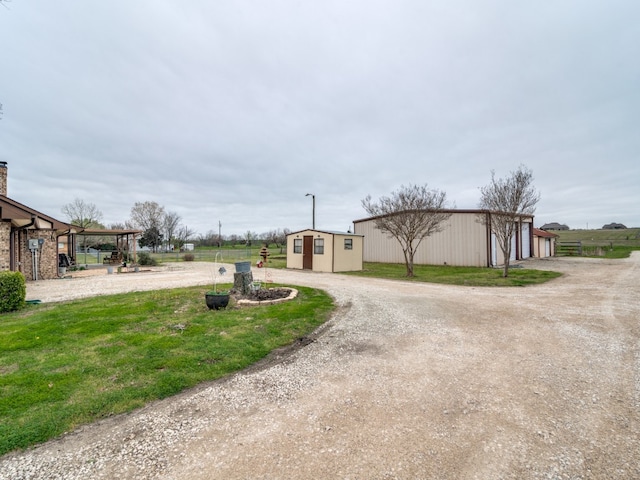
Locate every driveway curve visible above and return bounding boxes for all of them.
[2,255,639,479]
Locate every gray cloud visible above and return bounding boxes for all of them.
[1,0,639,236]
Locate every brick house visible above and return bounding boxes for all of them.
[0,162,79,280]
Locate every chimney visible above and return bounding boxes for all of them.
[0,161,6,196]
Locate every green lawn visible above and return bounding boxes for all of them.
[0,284,333,456]
[554,228,640,258]
[149,246,287,268]
[343,262,562,286]
[554,227,640,246]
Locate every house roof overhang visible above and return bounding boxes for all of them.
[1,195,74,234]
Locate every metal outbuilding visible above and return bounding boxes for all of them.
[353,209,534,267]
[286,229,363,273]
[532,228,557,258]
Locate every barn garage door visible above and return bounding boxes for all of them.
[491,233,497,266]
[521,223,531,259]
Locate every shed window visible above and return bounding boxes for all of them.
[344,238,353,250]
[314,238,324,255]
[293,238,302,254]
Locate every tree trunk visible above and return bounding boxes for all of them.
[404,248,415,277]
[502,245,511,277]
[233,272,254,295]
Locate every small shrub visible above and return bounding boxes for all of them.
[0,271,26,313]
[137,252,157,266]
[183,253,195,262]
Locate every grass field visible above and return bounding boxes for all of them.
[150,246,287,268]
[554,228,640,246]
[72,245,288,269]
[0,284,333,455]
[554,228,640,258]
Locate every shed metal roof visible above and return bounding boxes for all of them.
[287,228,363,237]
[353,208,534,224]
[533,228,558,238]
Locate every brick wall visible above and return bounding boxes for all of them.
[20,230,59,280]
[0,222,11,271]
[0,162,7,196]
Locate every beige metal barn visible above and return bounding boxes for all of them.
[353,209,534,267]
[532,228,557,258]
[286,229,363,272]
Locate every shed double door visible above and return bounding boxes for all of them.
[303,235,313,270]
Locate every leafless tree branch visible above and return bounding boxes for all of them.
[478,165,540,277]
[362,184,453,276]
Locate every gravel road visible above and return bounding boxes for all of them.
[2,255,639,479]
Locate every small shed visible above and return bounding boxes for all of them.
[533,228,557,258]
[286,229,363,273]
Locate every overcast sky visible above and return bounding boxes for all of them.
[1,1,638,237]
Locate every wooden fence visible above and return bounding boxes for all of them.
[556,241,583,256]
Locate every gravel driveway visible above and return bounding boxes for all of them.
[2,255,639,479]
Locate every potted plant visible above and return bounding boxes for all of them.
[205,290,230,310]
[206,253,230,310]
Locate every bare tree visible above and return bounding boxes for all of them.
[162,211,181,251]
[244,230,258,246]
[263,229,277,248]
[129,201,165,252]
[61,198,104,228]
[61,198,104,252]
[198,230,217,247]
[176,225,195,249]
[362,184,453,277]
[263,228,290,248]
[478,165,540,277]
[129,201,165,231]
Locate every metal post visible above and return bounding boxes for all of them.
[305,193,315,229]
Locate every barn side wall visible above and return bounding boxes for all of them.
[355,212,490,267]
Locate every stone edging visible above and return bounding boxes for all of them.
[235,288,298,307]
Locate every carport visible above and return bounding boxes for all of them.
[64,228,143,266]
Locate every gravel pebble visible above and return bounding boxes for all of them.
[2,255,640,479]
